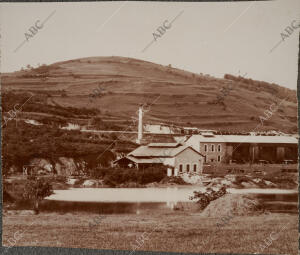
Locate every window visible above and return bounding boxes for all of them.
[211,159,214,162]
[186,164,190,172]
[211,144,215,152]
[193,164,197,172]
[179,164,183,173]
[204,144,207,152]
[218,155,221,162]
[218,144,221,152]
[204,156,207,163]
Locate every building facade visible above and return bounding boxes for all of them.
[114,142,204,176]
[173,146,204,176]
[185,134,298,164]
[199,142,227,164]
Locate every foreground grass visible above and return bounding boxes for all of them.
[2,211,298,254]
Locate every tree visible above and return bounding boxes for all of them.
[23,178,53,214]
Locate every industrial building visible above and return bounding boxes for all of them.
[185,133,298,164]
[130,106,298,168]
[114,142,204,176]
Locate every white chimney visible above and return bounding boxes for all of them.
[137,105,143,144]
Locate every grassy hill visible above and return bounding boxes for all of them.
[2,56,297,133]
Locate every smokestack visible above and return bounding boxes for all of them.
[137,105,143,144]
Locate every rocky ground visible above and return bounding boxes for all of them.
[63,172,297,189]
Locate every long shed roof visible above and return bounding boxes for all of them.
[129,143,203,157]
[186,135,298,144]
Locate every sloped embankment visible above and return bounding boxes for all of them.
[201,193,262,217]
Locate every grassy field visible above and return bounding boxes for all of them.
[2,211,298,254]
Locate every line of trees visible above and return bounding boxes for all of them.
[224,74,296,103]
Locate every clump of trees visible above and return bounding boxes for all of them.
[1,120,124,174]
[224,74,296,103]
[89,166,166,187]
[190,186,227,210]
[23,177,53,214]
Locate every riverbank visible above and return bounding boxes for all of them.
[62,171,299,189]
[4,167,298,193]
[2,211,298,254]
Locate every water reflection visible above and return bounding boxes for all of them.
[42,187,298,214]
[47,187,297,202]
[47,187,198,203]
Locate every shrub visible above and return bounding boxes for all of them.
[190,186,227,210]
[103,175,117,187]
[23,178,53,214]
[100,166,166,186]
[3,185,15,203]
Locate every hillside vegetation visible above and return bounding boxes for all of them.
[1,91,138,174]
[2,56,297,133]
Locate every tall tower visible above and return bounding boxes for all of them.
[136,105,143,144]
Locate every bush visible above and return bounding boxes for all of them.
[103,175,117,187]
[23,178,53,214]
[98,166,166,186]
[3,185,15,203]
[190,186,227,210]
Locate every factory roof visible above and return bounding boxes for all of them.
[148,142,181,148]
[186,135,298,144]
[125,156,166,164]
[129,143,203,157]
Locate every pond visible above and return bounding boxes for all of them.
[42,187,298,214]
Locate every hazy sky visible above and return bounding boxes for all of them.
[1,0,299,89]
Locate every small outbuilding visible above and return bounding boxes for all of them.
[114,142,204,176]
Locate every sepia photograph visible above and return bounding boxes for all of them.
[1,1,299,254]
